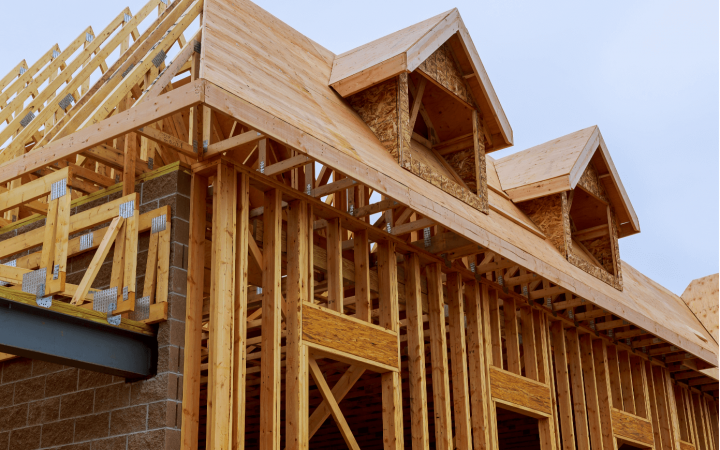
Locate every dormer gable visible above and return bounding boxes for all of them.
[338,12,510,215]
[494,126,638,290]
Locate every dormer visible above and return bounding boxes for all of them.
[494,126,639,289]
[329,9,512,215]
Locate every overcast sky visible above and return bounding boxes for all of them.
[1,0,717,295]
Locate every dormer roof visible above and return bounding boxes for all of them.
[328,8,513,151]
[495,126,640,237]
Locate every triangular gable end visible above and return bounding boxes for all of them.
[330,9,512,152]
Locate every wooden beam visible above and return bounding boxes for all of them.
[260,188,282,449]
[353,229,371,321]
[566,328,591,450]
[390,216,434,236]
[286,198,309,450]
[408,77,426,131]
[551,322,577,450]
[206,130,265,157]
[504,297,521,375]
[579,334,606,449]
[326,218,343,313]
[136,125,197,157]
[307,365,365,439]
[466,280,494,449]
[403,252,429,450]
[180,173,207,450]
[592,338,619,450]
[427,262,453,450]
[206,162,236,449]
[447,272,472,450]
[377,241,403,449]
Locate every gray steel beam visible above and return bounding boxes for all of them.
[0,297,157,379]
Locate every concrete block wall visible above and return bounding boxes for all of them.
[0,164,192,450]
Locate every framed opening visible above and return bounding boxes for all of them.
[496,405,541,450]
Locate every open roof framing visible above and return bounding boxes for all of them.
[0,0,716,448]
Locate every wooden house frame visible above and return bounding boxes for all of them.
[0,0,716,449]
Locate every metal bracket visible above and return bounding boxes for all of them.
[423,227,431,248]
[258,160,265,174]
[193,40,201,53]
[50,179,67,200]
[348,204,354,216]
[151,49,167,68]
[202,139,208,154]
[385,222,392,234]
[52,265,59,280]
[124,13,132,23]
[93,287,121,325]
[119,200,135,219]
[306,183,312,196]
[20,112,35,128]
[522,285,529,298]
[147,157,154,170]
[134,296,150,321]
[18,67,26,76]
[58,93,75,110]
[122,286,129,302]
[80,232,94,251]
[35,283,52,308]
[22,268,47,295]
[52,49,61,59]
[151,215,167,234]
[121,63,135,78]
[86,32,94,43]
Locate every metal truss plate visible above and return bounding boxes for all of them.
[80,232,94,251]
[423,227,431,248]
[122,286,129,301]
[22,268,46,295]
[58,93,74,110]
[134,296,150,321]
[51,179,67,200]
[147,157,154,170]
[86,32,94,43]
[52,49,60,59]
[121,63,135,78]
[152,50,167,68]
[119,200,135,219]
[20,112,35,128]
[53,265,59,280]
[193,41,201,53]
[124,13,132,22]
[18,67,26,76]
[93,287,117,314]
[151,215,167,234]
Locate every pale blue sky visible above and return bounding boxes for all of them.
[1,0,717,294]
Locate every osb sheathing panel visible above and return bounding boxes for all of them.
[347,78,400,161]
[517,193,567,256]
[568,206,623,290]
[349,74,484,212]
[577,161,609,202]
[445,148,477,191]
[417,42,474,105]
[681,274,719,344]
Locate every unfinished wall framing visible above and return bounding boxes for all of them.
[0,1,715,450]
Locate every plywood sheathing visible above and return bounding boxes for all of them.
[516,193,568,257]
[347,74,485,212]
[577,161,609,203]
[495,126,639,236]
[168,0,716,364]
[681,274,719,345]
[328,8,513,149]
[417,42,474,106]
[347,78,400,161]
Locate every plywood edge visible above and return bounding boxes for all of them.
[455,18,513,147]
[330,54,407,97]
[305,341,398,373]
[505,175,572,203]
[567,125,600,187]
[596,133,640,234]
[406,9,461,72]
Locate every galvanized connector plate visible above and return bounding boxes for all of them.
[151,215,167,234]
[86,32,94,43]
[119,200,135,219]
[423,227,431,248]
[51,179,67,200]
[58,93,74,110]
[93,287,121,326]
[147,157,154,170]
[152,49,167,68]
[52,49,61,58]
[22,268,47,295]
[134,296,150,321]
[20,112,35,128]
[80,232,93,251]
[193,40,201,53]
[121,63,135,78]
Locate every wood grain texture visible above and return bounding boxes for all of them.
[490,366,553,417]
[612,408,654,446]
[301,302,399,370]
